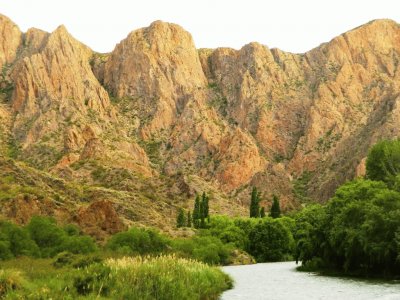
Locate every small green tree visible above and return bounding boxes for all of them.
[366,139,400,187]
[270,194,281,219]
[176,208,186,228]
[193,194,201,228]
[249,187,261,218]
[187,211,192,227]
[260,207,266,218]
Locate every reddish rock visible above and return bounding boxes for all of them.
[74,200,125,239]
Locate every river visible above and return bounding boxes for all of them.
[221,262,400,300]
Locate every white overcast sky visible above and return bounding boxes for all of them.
[1,0,399,53]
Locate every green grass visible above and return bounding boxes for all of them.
[104,255,233,299]
[0,255,233,299]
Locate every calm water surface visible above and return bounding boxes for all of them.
[221,262,400,300]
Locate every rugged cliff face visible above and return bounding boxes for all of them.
[1,15,400,231]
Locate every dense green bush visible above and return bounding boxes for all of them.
[26,216,68,257]
[233,217,260,237]
[27,216,97,257]
[106,227,170,255]
[0,221,39,260]
[366,139,400,186]
[172,235,233,265]
[296,179,400,276]
[294,140,400,277]
[207,216,248,249]
[293,204,326,264]
[0,241,13,260]
[326,180,400,275]
[248,218,294,262]
[61,236,97,254]
[204,216,297,263]
[0,217,97,260]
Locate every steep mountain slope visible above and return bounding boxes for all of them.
[0,14,400,232]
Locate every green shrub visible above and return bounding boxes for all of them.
[207,216,248,249]
[63,224,80,236]
[233,217,260,236]
[173,235,232,265]
[248,218,294,262]
[61,236,97,254]
[73,263,113,296]
[366,139,400,186]
[0,221,40,259]
[26,216,66,257]
[0,241,13,260]
[106,227,170,255]
[72,254,103,269]
[0,269,26,297]
[25,217,97,258]
[52,251,76,268]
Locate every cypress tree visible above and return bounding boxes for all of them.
[260,207,266,218]
[187,211,192,227]
[270,194,281,218]
[249,187,261,218]
[176,208,186,228]
[202,192,209,219]
[200,207,206,228]
[193,194,201,228]
[198,192,210,228]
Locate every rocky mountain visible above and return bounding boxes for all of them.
[1,14,399,234]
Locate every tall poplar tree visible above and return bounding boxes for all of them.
[176,208,186,228]
[202,192,209,219]
[270,194,281,218]
[260,207,266,218]
[193,194,201,228]
[187,211,192,227]
[250,187,261,218]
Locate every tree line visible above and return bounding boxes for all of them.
[177,192,210,229]
[177,189,281,228]
[249,187,281,218]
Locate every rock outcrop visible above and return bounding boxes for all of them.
[104,21,207,139]
[0,14,21,71]
[74,200,126,239]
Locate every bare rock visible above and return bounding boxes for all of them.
[74,200,126,239]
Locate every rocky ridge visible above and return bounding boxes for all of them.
[0,15,400,233]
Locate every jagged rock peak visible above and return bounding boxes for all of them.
[24,28,49,52]
[0,14,22,69]
[104,19,206,98]
[44,24,92,58]
[103,19,207,138]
